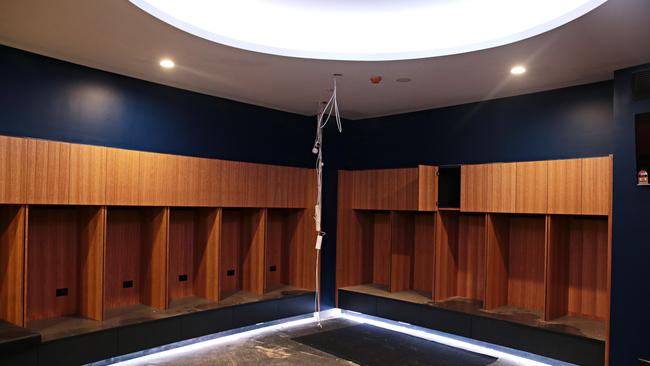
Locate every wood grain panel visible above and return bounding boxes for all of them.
[412,213,435,295]
[460,164,488,212]
[242,209,266,295]
[0,136,27,204]
[219,209,242,298]
[173,155,201,207]
[434,212,458,300]
[69,144,106,205]
[139,152,175,206]
[507,216,546,311]
[0,205,25,326]
[456,214,486,301]
[581,156,612,216]
[372,213,391,287]
[104,208,144,309]
[349,168,422,211]
[545,215,570,320]
[168,209,196,300]
[265,209,290,292]
[485,214,510,309]
[285,208,316,291]
[418,166,438,211]
[545,216,608,321]
[106,148,140,205]
[194,208,221,301]
[548,159,582,214]
[336,172,369,290]
[140,207,168,309]
[515,161,548,214]
[26,207,79,321]
[568,217,608,320]
[390,212,414,293]
[27,139,70,204]
[487,163,516,213]
[77,207,105,321]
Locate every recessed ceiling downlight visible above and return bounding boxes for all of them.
[159,58,175,69]
[511,65,526,75]
[131,0,607,61]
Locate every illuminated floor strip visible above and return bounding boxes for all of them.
[101,308,570,366]
[339,310,570,366]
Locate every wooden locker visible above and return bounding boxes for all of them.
[460,164,488,212]
[515,161,547,214]
[0,136,27,204]
[27,139,70,204]
[548,159,582,214]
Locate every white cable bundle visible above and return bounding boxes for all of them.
[312,78,342,323]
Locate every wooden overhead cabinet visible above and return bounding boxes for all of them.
[581,156,612,216]
[487,163,516,213]
[0,136,27,204]
[106,148,140,206]
[460,164,488,212]
[69,143,107,205]
[26,139,70,204]
[548,158,582,215]
[515,160,548,214]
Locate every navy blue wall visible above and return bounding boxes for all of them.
[0,45,316,167]
[342,80,614,168]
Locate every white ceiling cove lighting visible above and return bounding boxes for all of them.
[130,0,607,61]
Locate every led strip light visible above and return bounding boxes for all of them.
[103,308,567,366]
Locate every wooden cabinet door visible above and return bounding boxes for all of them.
[548,159,582,214]
[69,144,107,205]
[515,161,547,214]
[106,148,140,205]
[139,151,175,206]
[581,156,611,215]
[173,155,201,207]
[0,136,27,204]
[27,139,70,204]
[487,163,516,213]
[460,164,488,212]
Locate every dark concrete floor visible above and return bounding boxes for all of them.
[110,318,531,366]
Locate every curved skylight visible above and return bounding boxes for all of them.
[130,0,607,61]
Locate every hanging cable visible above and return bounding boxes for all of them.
[313,77,342,326]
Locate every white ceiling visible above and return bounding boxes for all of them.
[1,0,649,119]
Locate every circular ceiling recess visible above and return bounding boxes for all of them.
[130,0,607,61]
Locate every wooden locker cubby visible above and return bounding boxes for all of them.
[218,208,266,300]
[264,208,313,293]
[0,205,26,326]
[484,214,546,314]
[167,207,220,306]
[104,207,167,316]
[24,206,104,324]
[434,212,485,306]
[545,215,608,336]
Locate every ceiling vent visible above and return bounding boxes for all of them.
[633,70,650,100]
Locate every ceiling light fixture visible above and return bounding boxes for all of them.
[510,65,526,75]
[159,58,175,69]
[131,0,607,61]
